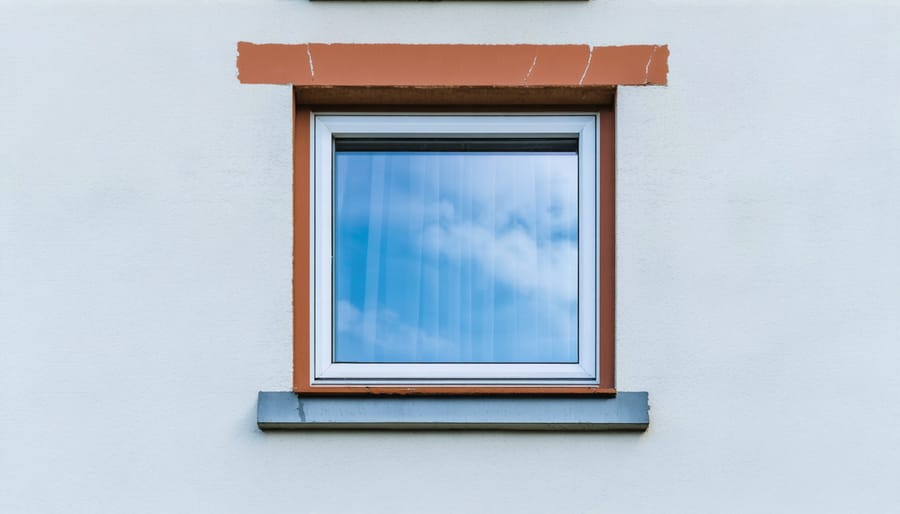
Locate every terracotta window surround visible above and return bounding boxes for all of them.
[237,43,668,395]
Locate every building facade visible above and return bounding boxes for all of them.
[2,1,899,512]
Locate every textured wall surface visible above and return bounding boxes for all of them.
[2,1,899,512]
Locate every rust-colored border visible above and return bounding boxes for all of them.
[291,105,616,396]
[294,87,617,107]
[238,43,668,87]
[292,103,313,394]
[598,108,616,390]
[241,42,667,395]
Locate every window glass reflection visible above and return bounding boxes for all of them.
[334,145,578,363]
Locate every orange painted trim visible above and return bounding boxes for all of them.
[290,106,617,396]
[292,385,617,396]
[294,87,617,107]
[238,43,668,87]
[292,105,312,393]
[599,108,616,390]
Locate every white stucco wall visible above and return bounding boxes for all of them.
[2,1,899,512]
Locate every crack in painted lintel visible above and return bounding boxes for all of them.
[578,46,594,86]
[644,45,659,84]
[306,44,315,81]
[523,53,538,85]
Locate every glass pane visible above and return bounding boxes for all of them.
[333,140,578,363]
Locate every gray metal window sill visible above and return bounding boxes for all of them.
[257,391,649,431]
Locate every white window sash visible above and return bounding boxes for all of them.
[312,114,599,385]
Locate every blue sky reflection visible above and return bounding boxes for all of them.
[334,149,578,363]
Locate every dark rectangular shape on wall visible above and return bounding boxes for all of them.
[294,86,616,106]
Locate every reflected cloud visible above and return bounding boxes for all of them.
[423,222,577,303]
[336,300,459,362]
[334,150,579,363]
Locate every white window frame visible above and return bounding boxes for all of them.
[311,114,599,385]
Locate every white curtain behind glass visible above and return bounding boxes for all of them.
[334,149,578,363]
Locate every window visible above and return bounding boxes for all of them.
[241,42,663,425]
[307,113,612,391]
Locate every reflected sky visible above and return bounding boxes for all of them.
[333,147,578,363]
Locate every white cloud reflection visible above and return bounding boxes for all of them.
[334,151,580,363]
[336,299,459,362]
[423,222,578,303]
